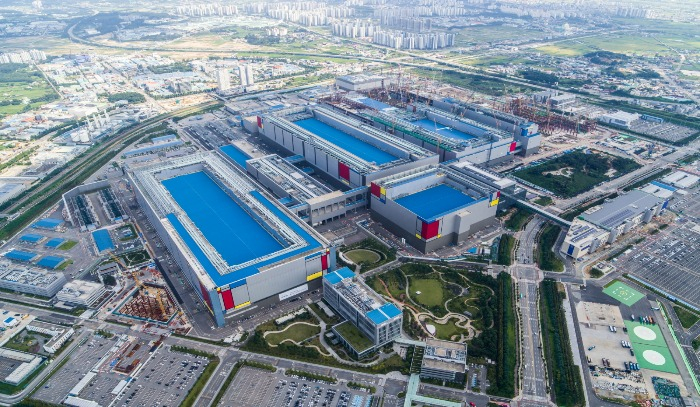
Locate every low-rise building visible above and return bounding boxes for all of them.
[26,321,74,353]
[56,280,106,307]
[561,190,666,259]
[420,338,468,383]
[323,267,402,358]
[0,261,67,297]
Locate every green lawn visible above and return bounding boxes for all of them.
[57,240,78,250]
[428,317,463,341]
[673,306,700,329]
[344,249,381,264]
[334,321,374,352]
[266,323,320,346]
[408,277,444,308]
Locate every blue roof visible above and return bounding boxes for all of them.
[651,181,677,192]
[395,184,476,221]
[323,267,355,285]
[324,271,343,285]
[366,309,388,324]
[33,218,64,229]
[3,317,14,324]
[163,172,284,266]
[92,229,115,252]
[20,234,43,243]
[37,256,66,269]
[161,172,323,288]
[355,97,391,111]
[379,303,402,318]
[5,250,37,262]
[295,118,399,165]
[220,145,251,168]
[412,118,475,141]
[367,303,402,324]
[45,238,65,248]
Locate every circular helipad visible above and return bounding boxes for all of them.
[643,349,666,366]
[634,325,657,341]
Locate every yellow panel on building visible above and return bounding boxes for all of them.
[306,271,323,281]
[234,301,251,309]
[490,199,499,207]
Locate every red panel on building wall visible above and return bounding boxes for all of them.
[338,162,350,180]
[321,254,329,270]
[220,290,235,310]
[509,142,517,152]
[200,282,212,309]
[496,191,501,198]
[421,220,440,240]
[370,183,381,198]
[257,116,263,128]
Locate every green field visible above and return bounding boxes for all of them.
[603,281,645,307]
[266,323,320,346]
[427,317,462,341]
[512,150,641,198]
[408,277,445,308]
[673,306,700,329]
[344,249,381,265]
[57,240,77,250]
[0,64,58,119]
[334,321,374,352]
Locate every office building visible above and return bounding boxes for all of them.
[323,267,402,358]
[420,338,468,383]
[56,280,106,307]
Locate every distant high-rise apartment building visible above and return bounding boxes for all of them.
[216,69,231,91]
[239,65,254,87]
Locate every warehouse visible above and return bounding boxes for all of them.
[369,163,501,253]
[129,152,332,326]
[335,74,387,91]
[561,190,666,259]
[661,170,699,189]
[0,260,67,297]
[245,154,368,226]
[323,267,402,358]
[258,106,438,188]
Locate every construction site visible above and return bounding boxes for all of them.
[112,267,188,329]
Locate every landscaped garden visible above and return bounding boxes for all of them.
[512,150,641,198]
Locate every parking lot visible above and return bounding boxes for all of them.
[217,366,375,407]
[617,223,700,309]
[628,120,697,143]
[34,334,115,404]
[115,346,208,407]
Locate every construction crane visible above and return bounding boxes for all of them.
[109,252,127,270]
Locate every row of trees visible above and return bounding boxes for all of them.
[539,279,584,406]
[469,272,516,397]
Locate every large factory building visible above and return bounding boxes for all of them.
[369,162,502,253]
[258,106,438,188]
[560,190,666,259]
[359,101,540,165]
[129,152,332,326]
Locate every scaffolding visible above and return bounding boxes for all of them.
[507,98,597,136]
